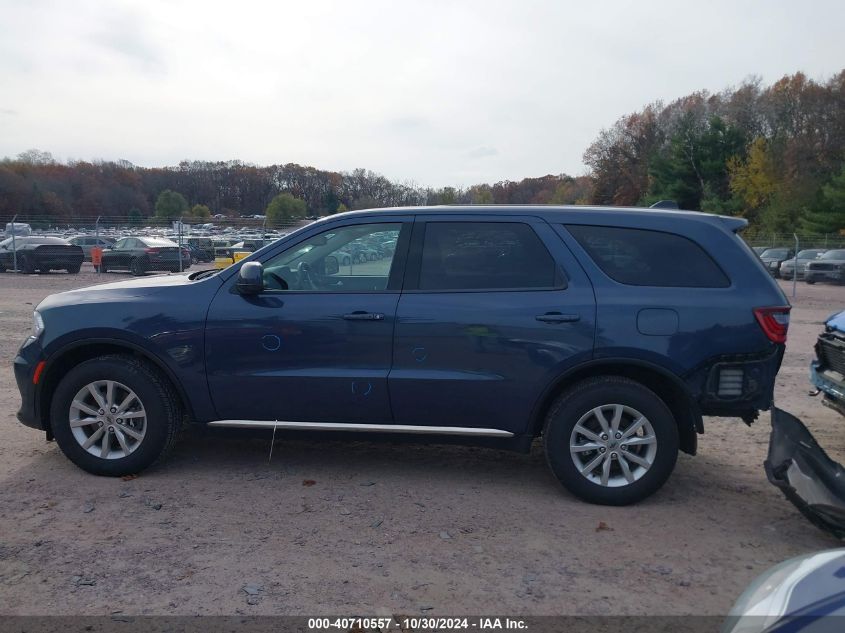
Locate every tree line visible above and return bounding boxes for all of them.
[585,70,845,235]
[1,70,843,233]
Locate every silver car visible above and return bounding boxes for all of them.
[779,249,826,280]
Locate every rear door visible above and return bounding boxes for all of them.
[389,215,596,436]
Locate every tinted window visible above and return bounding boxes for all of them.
[262,222,403,291]
[761,248,790,258]
[822,250,845,260]
[418,222,558,291]
[566,225,729,288]
[13,237,69,245]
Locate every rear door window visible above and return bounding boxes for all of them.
[418,222,560,290]
[565,225,729,288]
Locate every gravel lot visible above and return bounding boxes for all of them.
[0,266,843,616]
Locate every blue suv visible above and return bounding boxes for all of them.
[13,206,790,504]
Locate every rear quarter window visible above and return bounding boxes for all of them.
[565,225,730,288]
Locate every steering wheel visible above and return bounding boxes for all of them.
[297,261,317,290]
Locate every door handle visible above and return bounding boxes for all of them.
[535,313,580,323]
[342,311,385,321]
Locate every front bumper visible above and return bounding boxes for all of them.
[806,269,845,282]
[13,341,44,430]
[765,407,845,539]
[811,361,845,417]
[779,267,806,279]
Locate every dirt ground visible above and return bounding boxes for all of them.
[0,266,843,617]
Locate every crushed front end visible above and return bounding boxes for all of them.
[812,311,845,418]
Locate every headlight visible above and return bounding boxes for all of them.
[769,261,779,268]
[21,311,44,349]
[32,311,45,338]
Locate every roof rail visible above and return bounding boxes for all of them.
[649,200,679,210]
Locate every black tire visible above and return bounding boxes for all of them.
[543,376,679,505]
[18,254,35,274]
[130,258,146,276]
[49,355,181,476]
[806,278,816,285]
[96,262,108,273]
[67,264,81,274]
[0,261,5,273]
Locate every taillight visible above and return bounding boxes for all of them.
[145,247,160,254]
[754,306,791,344]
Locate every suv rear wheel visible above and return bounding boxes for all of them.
[543,376,679,505]
[50,355,181,476]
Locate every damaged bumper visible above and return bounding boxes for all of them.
[811,360,845,417]
[765,408,845,539]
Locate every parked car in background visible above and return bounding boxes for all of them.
[752,246,768,256]
[14,206,789,506]
[759,247,795,278]
[805,250,845,285]
[185,237,215,262]
[4,222,32,237]
[779,249,827,280]
[810,309,845,417]
[186,244,214,264]
[0,236,83,274]
[68,235,116,261]
[97,236,191,275]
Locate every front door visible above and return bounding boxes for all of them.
[205,218,412,423]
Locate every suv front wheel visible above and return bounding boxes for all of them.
[543,376,679,505]
[50,355,181,476]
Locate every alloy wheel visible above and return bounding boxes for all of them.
[569,404,657,487]
[68,380,147,459]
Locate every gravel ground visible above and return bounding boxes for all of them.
[0,265,843,616]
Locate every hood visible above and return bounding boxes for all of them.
[810,258,845,265]
[38,271,222,309]
[827,311,845,333]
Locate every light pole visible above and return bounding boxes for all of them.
[10,214,17,272]
[178,216,184,272]
[95,216,102,275]
[792,233,799,299]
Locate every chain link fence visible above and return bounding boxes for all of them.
[0,213,308,233]
[744,232,845,250]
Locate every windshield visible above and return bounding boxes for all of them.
[821,250,845,260]
[761,248,789,258]
[796,250,824,259]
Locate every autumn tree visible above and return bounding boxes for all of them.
[154,190,188,219]
[128,207,143,226]
[189,204,211,219]
[728,138,779,224]
[266,192,307,224]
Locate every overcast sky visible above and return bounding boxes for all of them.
[1,0,843,188]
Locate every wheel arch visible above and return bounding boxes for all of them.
[530,359,701,455]
[38,338,195,436]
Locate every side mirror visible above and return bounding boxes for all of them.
[324,255,339,276]
[237,261,264,295]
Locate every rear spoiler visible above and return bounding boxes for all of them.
[718,216,748,233]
